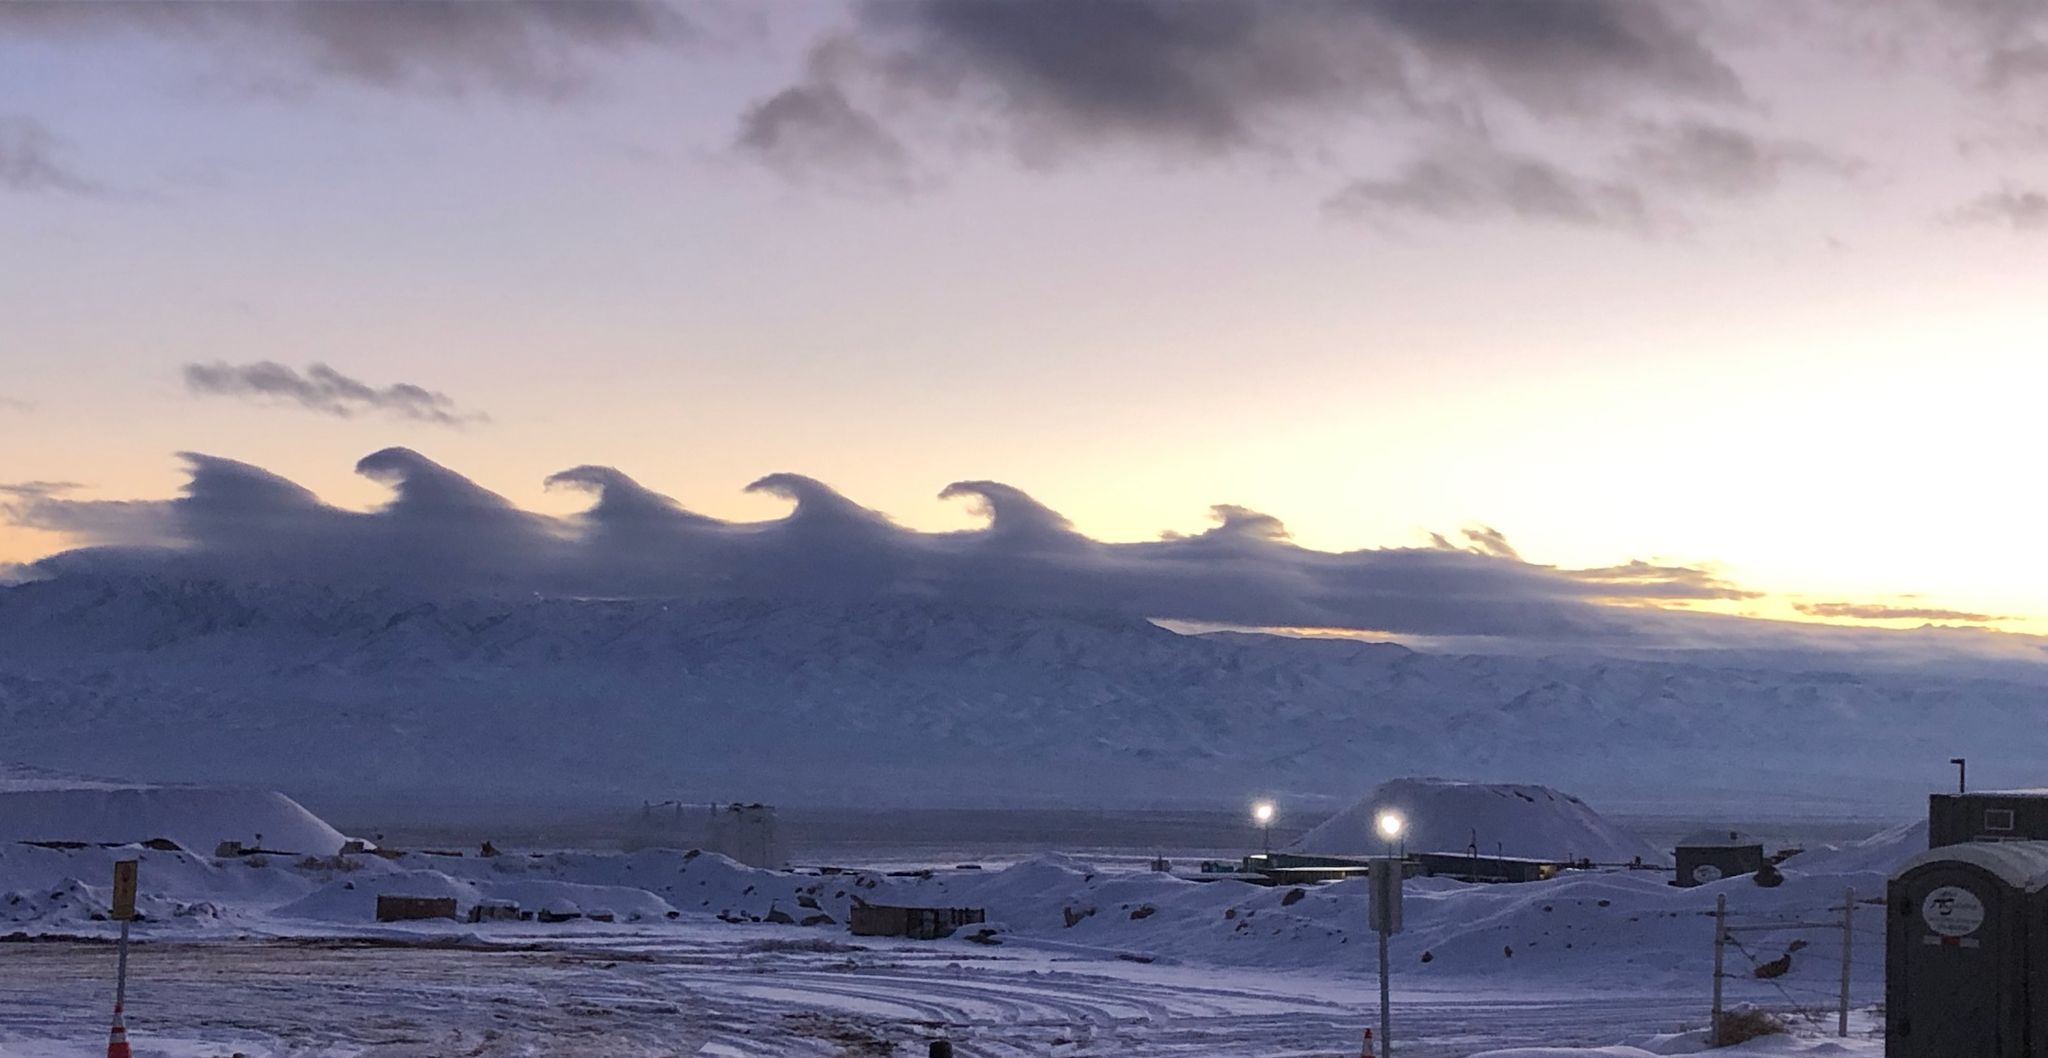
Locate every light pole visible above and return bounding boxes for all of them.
[1951,757,1967,794]
[1252,800,1276,854]
[1372,810,1405,1055]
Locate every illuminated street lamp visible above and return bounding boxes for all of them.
[1252,800,1276,853]
[1376,809,1405,857]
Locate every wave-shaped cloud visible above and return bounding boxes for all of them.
[5,447,1775,646]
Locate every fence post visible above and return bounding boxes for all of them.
[1838,887,1854,1038]
[1710,893,1726,1046]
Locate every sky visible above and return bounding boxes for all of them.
[2,0,2047,658]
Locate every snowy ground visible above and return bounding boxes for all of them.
[0,930,1875,1058]
[0,774,1912,1057]
[0,846,1901,1057]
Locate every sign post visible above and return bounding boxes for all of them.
[108,859,137,1058]
[1370,856,1403,1056]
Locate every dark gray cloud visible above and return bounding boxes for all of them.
[0,116,104,196]
[8,448,1766,644]
[1626,120,1859,196]
[0,0,690,99]
[1797,601,2007,623]
[1949,185,2048,230]
[741,0,1737,171]
[1326,142,1653,230]
[182,362,486,427]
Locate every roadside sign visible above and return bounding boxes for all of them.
[1369,857,1403,935]
[111,860,138,921]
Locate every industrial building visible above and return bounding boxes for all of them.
[1673,830,1765,887]
[1238,851,1557,885]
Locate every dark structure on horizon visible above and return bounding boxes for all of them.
[849,904,986,940]
[1673,830,1764,887]
[1929,789,2048,848]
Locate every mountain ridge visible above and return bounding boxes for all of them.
[0,574,2026,815]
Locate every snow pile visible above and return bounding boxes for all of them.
[1783,819,1925,876]
[1291,778,1666,865]
[0,765,347,855]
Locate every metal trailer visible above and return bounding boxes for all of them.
[1929,791,2048,848]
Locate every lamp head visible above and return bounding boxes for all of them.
[1252,801,1276,825]
[1375,810,1405,840]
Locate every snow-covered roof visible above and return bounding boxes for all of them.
[1893,840,2048,889]
[1676,829,1762,849]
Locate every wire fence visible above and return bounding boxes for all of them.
[1708,890,1886,1043]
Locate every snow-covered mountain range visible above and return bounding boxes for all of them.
[0,574,2029,815]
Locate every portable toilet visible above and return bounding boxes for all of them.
[1886,841,2048,1057]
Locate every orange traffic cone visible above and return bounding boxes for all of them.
[1359,1027,1375,1058]
[106,1007,131,1058]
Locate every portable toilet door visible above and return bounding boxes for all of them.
[1886,841,2048,1058]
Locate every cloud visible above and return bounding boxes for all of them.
[182,362,487,426]
[1625,120,1859,196]
[5,448,1774,645]
[1949,184,2048,230]
[741,0,1738,172]
[0,397,36,413]
[1797,601,2008,623]
[0,0,691,100]
[735,78,916,194]
[0,481,169,546]
[1326,142,1654,230]
[0,116,104,196]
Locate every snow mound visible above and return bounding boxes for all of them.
[1787,819,1926,877]
[0,767,347,855]
[1291,778,1666,865]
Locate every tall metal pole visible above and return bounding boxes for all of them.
[1378,929,1391,1057]
[114,917,130,1012]
[1838,887,1854,1038]
[1710,894,1726,1047]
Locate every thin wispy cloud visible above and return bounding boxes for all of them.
[1797,601,2007,623]
[1625,120,1860,197]
[0,0,693,100]
[1949,184,2048,230]
[182,362,487,427]
[0,116,104,196]
[1326,142,1655,232]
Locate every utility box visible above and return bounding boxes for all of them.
[1886,841,2048,1057]
[1674,830,1765,887]
[1369,857,1403,934]
[1929,791,2048,848]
